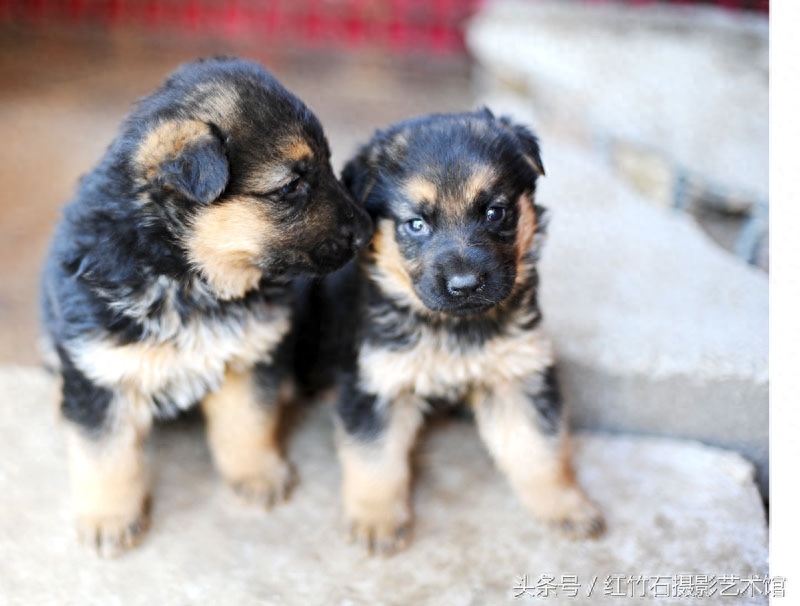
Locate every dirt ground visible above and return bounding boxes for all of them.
[0,25,473,364]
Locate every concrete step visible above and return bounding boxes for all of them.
[530,139,769,495]
[1,368,768,605]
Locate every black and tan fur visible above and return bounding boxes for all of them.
[306,109,603,555]
[40,57,372,556]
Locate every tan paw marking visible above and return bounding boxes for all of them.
[345,500,412,556]
[76,497,151,558]
[535,489,605,540]
[229,458,296,509]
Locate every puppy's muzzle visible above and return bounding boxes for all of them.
[339,204,373,251]
[416,246,513,315]
[310,185,373,272]
[336,178,374,251]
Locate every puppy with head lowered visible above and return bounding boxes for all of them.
[322,109,603,555]
[41,57,372,556]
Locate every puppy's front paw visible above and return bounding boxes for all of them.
[345,499,412,556]
[229,456,296,509]
[76,497,151,558]
[531,487,605,539]
[550,499,605,539]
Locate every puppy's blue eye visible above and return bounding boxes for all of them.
[406,218,429,235]
[486,206,506,222]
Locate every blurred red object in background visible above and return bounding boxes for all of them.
[0,0,768,56]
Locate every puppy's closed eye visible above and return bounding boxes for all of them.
[251,175,303,200]
[279,175,302,196]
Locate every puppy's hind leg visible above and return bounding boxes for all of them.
[60,351,152,557]
[202,364,295,508]
[336,381,424,556]
[472,367,604,539]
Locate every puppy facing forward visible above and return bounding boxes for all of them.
[328,109,604,555]
[40,57,372,556]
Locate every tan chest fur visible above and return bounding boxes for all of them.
[358,326,554,401]
[68,305,290,415]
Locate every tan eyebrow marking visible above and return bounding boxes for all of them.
[462,165,496,205]
[285,139,314,163]
[402,176,438,205]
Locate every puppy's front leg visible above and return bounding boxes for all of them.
[60,354,151,557]
[336,383,424,555]
[202,364,294,508]
[472,367,604,538]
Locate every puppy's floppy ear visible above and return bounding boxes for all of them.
[526,203,550,262]
[137,120,229,204]
[341,150,376,207]
[533,203,550,235]
[159,131,228,204]
[499,116,546,178]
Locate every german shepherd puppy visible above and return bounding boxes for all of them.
[40,57,372,557]
[315,109,604,555]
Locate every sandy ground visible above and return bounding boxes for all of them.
[0,367,769,605]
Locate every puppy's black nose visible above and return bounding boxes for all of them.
[340,223,370,250]
[340,208,374,250]
[447,273,482,296]
[352,231,370,250]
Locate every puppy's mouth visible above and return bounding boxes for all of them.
[413,272,516,317]
[255,241,358,278]
[438,301,498,317]
[414,289,502,317]
[308,239,361,274]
